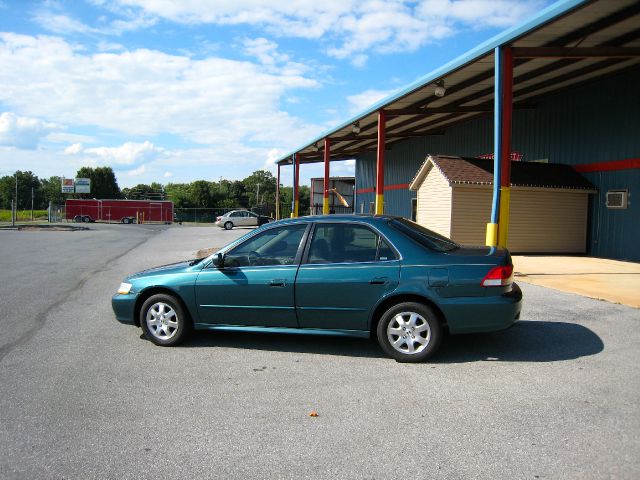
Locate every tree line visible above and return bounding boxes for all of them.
[0,166,310,213]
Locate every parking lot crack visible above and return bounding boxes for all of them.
[0,232,154,363]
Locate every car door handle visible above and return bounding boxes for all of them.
[370,277,389,285]
[269,279,287,287]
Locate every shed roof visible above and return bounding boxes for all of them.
[409,155,596,191]
[277,0,640,166]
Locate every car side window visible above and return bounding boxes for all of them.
[378,238,396,261]
[307,224,397,264]
[229,211,240,217]
[224,225,307,267]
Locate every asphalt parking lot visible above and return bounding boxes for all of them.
[0,224,638,479]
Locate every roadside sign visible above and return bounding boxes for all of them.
[61,178,74,193]
[75,178,91,193]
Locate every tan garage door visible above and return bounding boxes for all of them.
[451,186,589,253]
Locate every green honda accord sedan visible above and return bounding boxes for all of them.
[112,215,522,362]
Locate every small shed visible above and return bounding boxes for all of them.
[408,155,597,253]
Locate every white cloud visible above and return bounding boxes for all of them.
[163,171,173,178]
[110,0,544,62]
[0,33,320,148]
[0,112,58,149]
[32,12,96,35]
[64,143,84,155]
[417,0,544,28]
[97,41,125,52]
[83,140,163,165]
[127,164,146,176]
[33,2,157,36]
[346,88,399,115]
[264,147,286,173]
[243,37,288,66]
[46,132,97,144]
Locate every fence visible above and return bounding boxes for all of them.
[46,203,291,223]
[49,204,65,222]
[308,205,353,216]
[174,204,279,223]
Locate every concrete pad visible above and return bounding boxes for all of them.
[513,255,640,308]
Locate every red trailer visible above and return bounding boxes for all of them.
[65,199,173,224]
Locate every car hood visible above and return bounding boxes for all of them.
[128,259,201,280]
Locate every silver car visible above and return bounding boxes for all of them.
[214,210,270,230]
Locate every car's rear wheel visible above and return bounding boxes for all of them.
[376,302,442,362]
[224,221,233,230]
[140,294,191,346]
[82,216,91,223]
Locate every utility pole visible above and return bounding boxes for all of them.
[256,183,260,207]
[31,187,34,221]
[14,172,18,225]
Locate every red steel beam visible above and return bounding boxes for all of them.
[323,138,330,215]
[375,110,386,215]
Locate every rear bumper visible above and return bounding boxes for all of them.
[440,283,523,334]
[112,293,138,325]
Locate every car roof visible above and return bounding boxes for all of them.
[269,214,401,227]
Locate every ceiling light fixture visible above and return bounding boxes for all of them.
[434,79,446,97]
[352,121,361,135]
[312,142,319,152]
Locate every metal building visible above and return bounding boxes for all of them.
[276,0,640,262]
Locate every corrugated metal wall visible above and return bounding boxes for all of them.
[355,66,640,261]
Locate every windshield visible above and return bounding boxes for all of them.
[389,218,459,252]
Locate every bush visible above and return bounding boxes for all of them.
[0,209,49,222]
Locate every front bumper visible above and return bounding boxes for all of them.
[440,283,523,335]
[112,293,139,324]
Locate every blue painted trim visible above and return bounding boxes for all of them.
[192,324,371,338]
[277,0,588,164]
[491,46,503,224]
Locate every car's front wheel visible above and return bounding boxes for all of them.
[376,302,442,362]
[140,294,191,346]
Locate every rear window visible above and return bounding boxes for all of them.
[389,218,459,252]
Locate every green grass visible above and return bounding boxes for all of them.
[0,209,49,222]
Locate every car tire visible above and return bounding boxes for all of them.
[82,216,91,223]
[122,217,130,224]
[376,302,442,362]
[140,293,191,347]
[224,221,233,230]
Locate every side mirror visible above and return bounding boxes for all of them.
[215,252,225,268]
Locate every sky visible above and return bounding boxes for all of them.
[0,0,552,188]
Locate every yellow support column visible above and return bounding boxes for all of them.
[486,223,498,247]
[498,186,511,248]
[292,153,300,218]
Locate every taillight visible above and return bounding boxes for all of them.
[481,265,514,287]
[216,216,221,221]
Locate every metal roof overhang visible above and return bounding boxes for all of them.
[276,0,640,167]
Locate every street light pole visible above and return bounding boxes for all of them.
[14,172,18,225]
